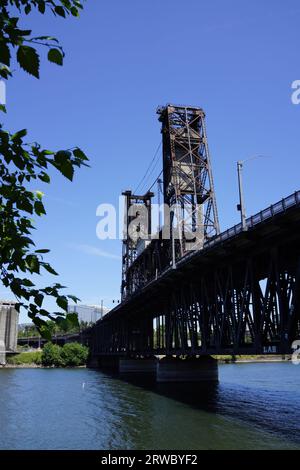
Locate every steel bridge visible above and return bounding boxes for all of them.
[89,105,300,364]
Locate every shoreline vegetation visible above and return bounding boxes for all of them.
[1,350,292,368]
[4,342,89,368]
[214,355,291,364]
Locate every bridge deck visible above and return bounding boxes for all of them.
[106,190,300,319]
[92,191,300,356]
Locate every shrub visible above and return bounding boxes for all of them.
[41,343,64,367]
[61,342,89,367]
[41,342,89,367]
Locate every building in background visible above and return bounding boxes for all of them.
[0,300,19,365]
[68,304,110,325]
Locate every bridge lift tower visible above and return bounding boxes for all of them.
[121,105,220,299]
[121,190,154,300]
[157,104,220,255]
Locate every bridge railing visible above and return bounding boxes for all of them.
[204,190,300,250]
[122,190,300,300]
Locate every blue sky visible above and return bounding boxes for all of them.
[2,0,300,322]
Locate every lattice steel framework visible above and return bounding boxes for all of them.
[157,104,220,255]
[92,245,300,357]
[121,190,153,300]
[91,191,300,357]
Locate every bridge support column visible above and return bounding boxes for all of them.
[87,355,101,368]
[119,358,157,375]
[0,340,5,365]
[99,356,120,369]
[88,355,119,370]
[156,356,218,383]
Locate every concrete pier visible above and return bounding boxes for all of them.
[87,355,101,368]
[0,301,19,365]
[119,358,157,374]
[98,356,120,370]
[156,356,218,383]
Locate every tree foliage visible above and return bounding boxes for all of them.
[18,319,92,337]
[0,0,89,336]
[41,342,64,366]
[60,342,88,366]
[41,341,88,367]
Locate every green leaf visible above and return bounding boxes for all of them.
[73,148,89,161]
[35,293,44,307]
[18,30,32,37]
[48,48,63,66]
[66,312,79,327]
[0,64,12,79]
[57,296,68,312]
[38,172,50,183]
[26,255,40,274]
[38,2,46,14]
[55,150,72,161]
[54,6,66,17]
[70,7,80,16]
[0,41,10,66]
[17,46,40,78]
[67,295,80,303]
[39,327,51,341]
[53,151,74,181]
[25,4,31,14]
[0,104,6,113]
[40,309,51,317]
[35,190,44,200]
[21,279,35,287]
[19,236,35,247]
[32,36,59,43]
[16,199,33,214]
[35,249,50,254]
[34,200,46,216]
[59,161,74,181]
[43,263,58,276]
[11,129,27,141]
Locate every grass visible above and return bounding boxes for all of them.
[213,355,289,363]
[7,351,42,365]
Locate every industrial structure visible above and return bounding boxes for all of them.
[89,104,300,381]
[0,300,19,365]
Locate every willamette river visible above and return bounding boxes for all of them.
[0,362,299,450]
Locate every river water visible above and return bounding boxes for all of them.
[0,362,299,450]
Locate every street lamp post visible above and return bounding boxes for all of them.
[236,155,271,232]
[237,161,247,231]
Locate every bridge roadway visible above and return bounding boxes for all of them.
[18,331,90,349]
[90,190,300,365]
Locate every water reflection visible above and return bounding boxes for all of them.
[0,363,299,450]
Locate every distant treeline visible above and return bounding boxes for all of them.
[18,320,92,338]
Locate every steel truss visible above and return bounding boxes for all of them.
[157,104,220,254]
[121,190,153,300]
[92,243,300,357]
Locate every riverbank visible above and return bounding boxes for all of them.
[2,353,291,368]
[1,364,87,369]
[4,342,89,368]
[215,355,291,364]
